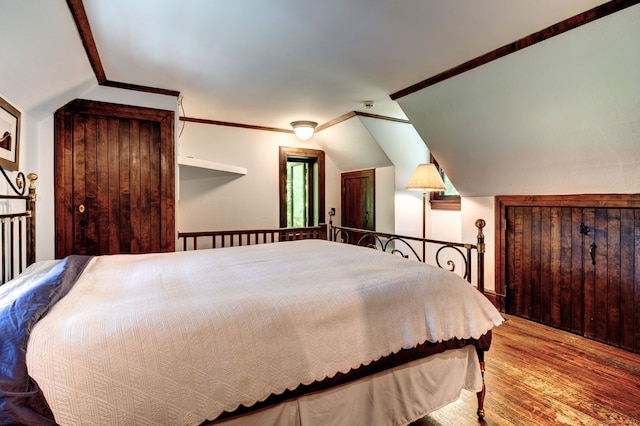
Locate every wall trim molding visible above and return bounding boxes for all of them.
[180,111,411,135]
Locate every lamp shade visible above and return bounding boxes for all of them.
[405,163,446,192]
[291,121,318,141]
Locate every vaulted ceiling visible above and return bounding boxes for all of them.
[0,0,611,125]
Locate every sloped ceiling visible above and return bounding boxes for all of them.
[313,117,393,172]
[358,117,430,190]
[80,0,613,130]
[398,5,640,196]
[0,2,95,120]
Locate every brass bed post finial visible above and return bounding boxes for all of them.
[475,219,486,294]
[475,219,485,254]
[27,173,38,200]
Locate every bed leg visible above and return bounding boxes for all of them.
[476,348,486,419]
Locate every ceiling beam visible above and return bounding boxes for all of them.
[66,0,180,98]
[390,0,640,100]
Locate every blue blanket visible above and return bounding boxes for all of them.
[0,255,91,426]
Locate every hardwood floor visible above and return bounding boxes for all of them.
[415,315,640,425]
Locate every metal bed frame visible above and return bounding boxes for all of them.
[0,167,37,284]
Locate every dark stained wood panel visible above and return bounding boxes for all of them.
[559,207,573,331]
[520,207,532,319]
[548,207,562,328]
[342,169,375,230]
[505,207,518,315]
[539,207,551,326]
[633,209,640,352]
[593,208,609,344]
[582,207,597,340]
[107,117,122,254]
[55,99,175,258]
[607,208,622,347]
[341,169,375,246]
[619,209,634,351]
[570,208,583,333]
[498,194,640,353]
[72,114,87,253]
[635,209,640,353]
[529,207,541,322]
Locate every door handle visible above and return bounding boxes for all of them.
[589,243,596,266]
[78,204,85,213]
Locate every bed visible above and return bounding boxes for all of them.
[0,168,504,426]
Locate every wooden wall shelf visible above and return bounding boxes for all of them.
[177,156,247,175]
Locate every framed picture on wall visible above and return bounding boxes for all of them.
[0,95,21,170]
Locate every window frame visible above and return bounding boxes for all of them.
[429,154,461,211]
[279,147,325,228]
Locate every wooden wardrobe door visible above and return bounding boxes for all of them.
[55,100,175,257]
[501,196,640,353]
[582,207,639,352]
[505,206,583,333]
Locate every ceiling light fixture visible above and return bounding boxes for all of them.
[291,120,318,141]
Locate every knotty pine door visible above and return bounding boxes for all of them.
[497,195,640,353]
[54,100,175,257]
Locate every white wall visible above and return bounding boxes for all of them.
[461,197,495,292]
[0,90,56,261]
[0,92,40,264]
[17,82,480,281]
[177,120,342,233]
[375,166,395,234]
[400,5,640,197]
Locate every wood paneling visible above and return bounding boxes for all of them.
[341,169,375,245]
[497,194,640,353]
[55,99,175,257]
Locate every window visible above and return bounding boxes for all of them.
[430,154,461,211]
[286,160,311,227]
[279,147,325,228]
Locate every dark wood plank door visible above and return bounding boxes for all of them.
[341,169,375,245]
[505,206,584,334]
[55,100,175,257]
[503,198,640,353]
[582,207,639,352]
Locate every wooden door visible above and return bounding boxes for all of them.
[341,169,375,245]
[582,207,639,351]
[499,195,640,353]
[54,100,175,257]
[505,206,584,334]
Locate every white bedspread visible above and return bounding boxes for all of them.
[26,240,503,425]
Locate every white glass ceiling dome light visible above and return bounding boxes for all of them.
[291,121,318,141]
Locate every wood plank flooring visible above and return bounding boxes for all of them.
[414,314,640,425]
